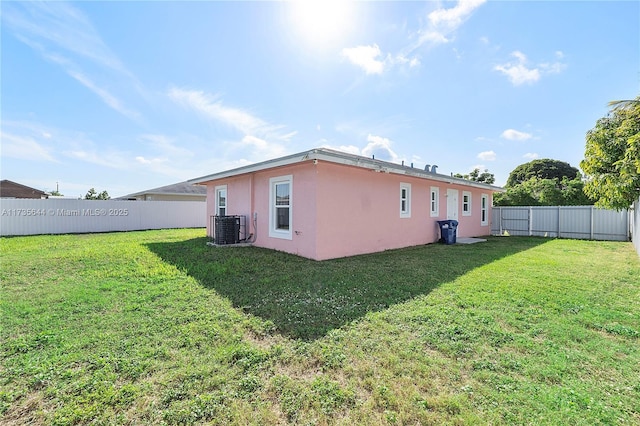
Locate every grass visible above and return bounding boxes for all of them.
[1,229,639,425]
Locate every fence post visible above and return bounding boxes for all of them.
[529,206,533,236]
[590,206,594,240]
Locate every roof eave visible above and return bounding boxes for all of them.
[189,148,505,192]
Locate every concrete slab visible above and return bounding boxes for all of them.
[456,237,487,244]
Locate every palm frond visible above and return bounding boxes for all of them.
[608,99,640,111]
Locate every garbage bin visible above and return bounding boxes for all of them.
[437,220,458,244]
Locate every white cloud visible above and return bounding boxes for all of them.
[135,156,152,164]
[362,134,399,162]
[494,51,540,85]
[339,42,424,75]
[477,150,496,161]
[167,87,293,142]
[241,135,268,150]
[416,31,450,46]
[342,0,484,75]
[280,130,299,140]
[428,0,487,34]
[511,50,527,63]
[2,2,127,73]
[139,134,193,159]
[320,144,362,156]
[539,61,567,75]
[495,50,566,86]
[240,135,287,158]
[320,136,399,163]
[501,129,533,141]
[341,44,386,75]
[394,53,421,68]
[135,156,169,166]
[2,2,143,120]
[67,70,140,120]
[67,149,130,169]
[0,130,57,162]
[408,0,486,51]
[167,88,295,167]
[523,152,539,160]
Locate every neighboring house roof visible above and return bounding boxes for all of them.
[0,180,49,199]
[189,147,505,192]
[118,181,207,200]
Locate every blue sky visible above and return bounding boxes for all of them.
[2,1,638,198]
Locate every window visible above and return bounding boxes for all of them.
[462,191,472,216]
[400,183,411,218]
[269,175,292,239]
[430,187,439,217]
[215,185,227,216]
[481,193,489,226]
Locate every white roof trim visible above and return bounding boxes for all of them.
[189,148,504,192]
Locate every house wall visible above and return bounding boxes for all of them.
[253,164,318,259]
[313,162,491,260]
[205,175,252,238]
[205,163,319,259]
[203,160,494,260]
[444,183,491,239]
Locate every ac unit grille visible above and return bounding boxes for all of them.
[212,215,246,245]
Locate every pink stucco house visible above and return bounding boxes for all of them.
[189,148,502,260]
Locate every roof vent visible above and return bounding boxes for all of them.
[431,165,438,174]
[424,164,431,171]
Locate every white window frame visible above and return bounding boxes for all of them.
[215,185,227,216]
[430,187,440,217]
[400,183,411,218]
[462,191,472,216]
[481,193,489,226]
[269,175,293,240]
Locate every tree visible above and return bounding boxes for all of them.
[494,176,593,206]
[581,96,640,210]
[85,188,110,200]
[608,99,640,111]
[495,159,593,206]
[505,159,579,187]
[453,168,496,184]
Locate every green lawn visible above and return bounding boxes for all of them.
[1,229,639,425]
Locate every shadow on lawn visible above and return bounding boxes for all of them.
[147,237,546,341]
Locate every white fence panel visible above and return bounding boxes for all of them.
[633,199,639,256]
[591,208,630,241]
[492,206,629,241]
[531,206,560,237]
[0,199,206,236]
[493,207,530,236]
[558,206,592,239]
